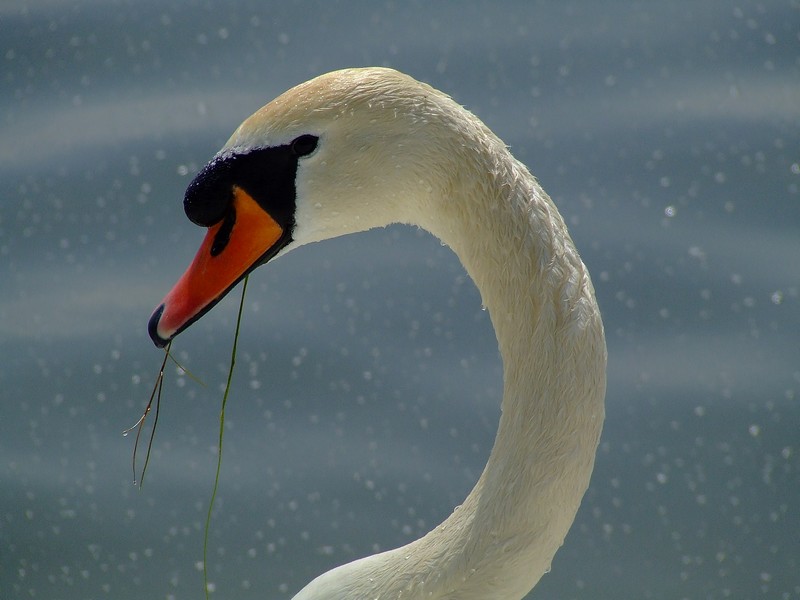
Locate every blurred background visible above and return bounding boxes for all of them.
[1,1,798,598]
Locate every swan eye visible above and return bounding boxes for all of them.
[290,134,318,157]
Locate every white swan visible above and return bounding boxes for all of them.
[148,67,606,600]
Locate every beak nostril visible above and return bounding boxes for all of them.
[210,207,237,256]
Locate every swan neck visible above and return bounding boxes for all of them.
[426,147,607,597]
[293,99,606,600]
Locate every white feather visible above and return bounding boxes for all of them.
[224,67,606,600]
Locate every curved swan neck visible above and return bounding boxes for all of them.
[293,112,606,599]
[422,136,606,599]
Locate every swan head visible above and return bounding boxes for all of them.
[148,67,462,346]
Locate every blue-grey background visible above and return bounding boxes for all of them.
[1,1,798,599]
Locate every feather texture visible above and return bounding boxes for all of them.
[220,68,606,599]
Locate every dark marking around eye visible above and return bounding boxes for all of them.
[183,135,319,246]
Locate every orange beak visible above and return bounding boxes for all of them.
[148,186,285,347]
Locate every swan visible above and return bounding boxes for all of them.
[148,67,606,599]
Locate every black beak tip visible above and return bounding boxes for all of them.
[148,304,170,348]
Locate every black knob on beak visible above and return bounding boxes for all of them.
[183,158,235,227]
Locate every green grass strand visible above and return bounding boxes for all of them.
[203,275,249,598]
